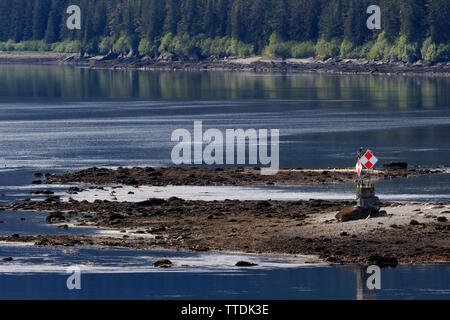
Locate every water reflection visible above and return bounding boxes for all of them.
[0,65,449,108]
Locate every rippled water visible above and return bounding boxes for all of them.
[0,66,450,170]
[0,65,449,299]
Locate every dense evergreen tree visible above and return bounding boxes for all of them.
[319,0,344,41]
[399,0,428,42]
[44,0,62,43]
[163,0,180,35]
[248,0,270,52]
[381,0,401,43]
[92,0,108,38]
[215,0,229,37]
[10,0,27,42]
[32,0,51,40]
[343,0,371,45]
[269,0,289,40]
[230,0,244,40]
[301,0,322,41]
[0,0,13,42]
[429,0,450,43]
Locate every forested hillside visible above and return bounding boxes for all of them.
[0,0,449,62]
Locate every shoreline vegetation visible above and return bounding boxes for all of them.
[1,166,449,265]
[1,31,449,64]
[1,0,450,72]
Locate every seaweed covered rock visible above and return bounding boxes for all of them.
[336,206,371,222]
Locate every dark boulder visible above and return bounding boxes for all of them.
[168,196,184,202]
[149,226,167,233]
[368,255,398,268]
[31,190,54,195]
[68,187,83,194]
[256,200,271,207]
[383,162,408,170]
[46,212,66,224]
[153,259,173,268]
[139,198,166,206]
[235,261,258,267]
[336,207,371,222]
[44,196,61,202]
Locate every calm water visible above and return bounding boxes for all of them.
[0,65,449,299]
[0,245,449,300]
[0,65,450,169]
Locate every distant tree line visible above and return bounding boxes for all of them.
[0,0,449,62]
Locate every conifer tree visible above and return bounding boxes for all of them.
[319,0,344,41]
[429,0,450,43]
[381,0,401,43]
[32,0,51,40]
[399,0,428,42]
[343,0,369,45]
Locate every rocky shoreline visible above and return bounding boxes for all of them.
[42,166,441,187]
[1,166,449,266]
[1,53,450,76]
[1,197,449,265]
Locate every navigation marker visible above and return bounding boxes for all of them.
[360,150,378,170]
[356,158,362,177]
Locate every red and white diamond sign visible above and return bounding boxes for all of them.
[360,150,378,170]
[356,158,362,177]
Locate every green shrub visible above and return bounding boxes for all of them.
[368,32,391,60]
[159,33,174,53]
[421,37,450,62]
[0,40,51,52]
[263,33,291,59]
[52,41,83,53]
[198,37,212,56]
[112,35,139,54]
[434,44,450,62]
[391,36,420,63]
[340,40,355,58]
[421,37,435,61]
[138,38,156,56]
[98,37,114,54]
[113,36,131,54]
[291,41,315,58]
[52,42,66,52]
[210,37,229,56]
[5,40,16,51]
[358,41,374,59]
[84,38,99,54]
[236,41,254,58]
[158,33,252,59]
[315,38,340,58]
